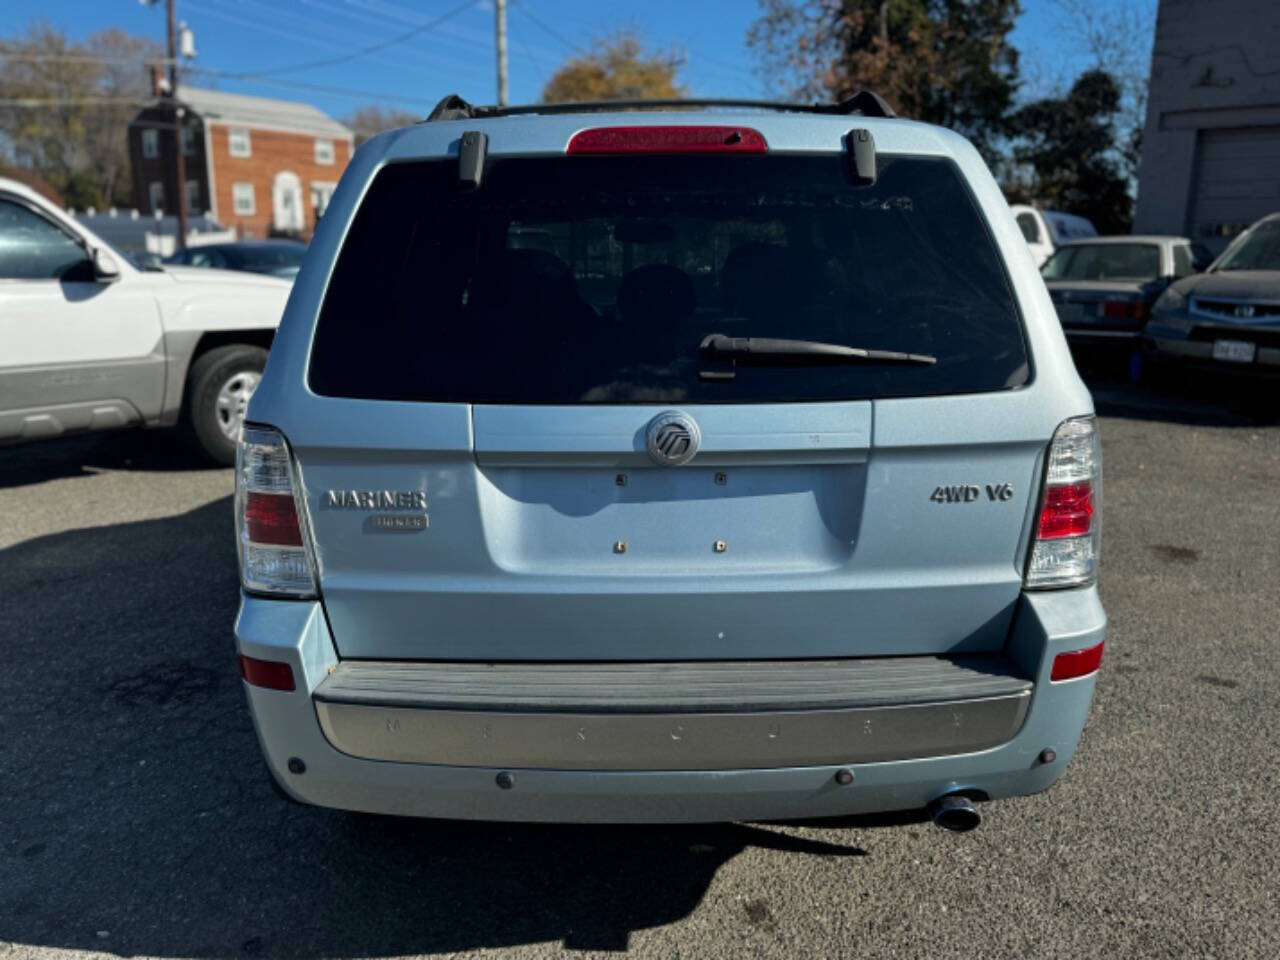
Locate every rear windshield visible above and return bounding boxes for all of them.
[1041,242,1160,282]
[309,154,1028,404]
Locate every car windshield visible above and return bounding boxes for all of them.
[310,154,1028,404]
[1214,220,1280,271]
[1041,243,1160,281]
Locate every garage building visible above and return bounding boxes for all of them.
[1134,0,1280,253]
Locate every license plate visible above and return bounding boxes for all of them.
[1212,339,1256,363]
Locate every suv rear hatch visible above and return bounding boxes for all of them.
[296,142,1043,661]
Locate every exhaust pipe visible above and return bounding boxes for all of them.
[928,793,982,832]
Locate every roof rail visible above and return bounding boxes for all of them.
[424,91,896,123]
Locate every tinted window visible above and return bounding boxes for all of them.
[0,199,93,280]
[1016,212,1041,244]
[310,156,1028,404]
[187,248,227,269]
[232,244,305,269]
[1215,220,1280,271]
[1040,243,1160,281]
[1172,244,1192,277]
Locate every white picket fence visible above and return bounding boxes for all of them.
[70,207,237,257]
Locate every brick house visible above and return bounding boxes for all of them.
[128,86,354,240]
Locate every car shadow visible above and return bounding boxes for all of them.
[0,429,216,489]
[1070,345,1280,427]
[0,497,872,958]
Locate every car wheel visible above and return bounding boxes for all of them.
[184,344,268,465]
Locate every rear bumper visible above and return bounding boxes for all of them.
[235,588,1105,823]
[1063,327,1143,342]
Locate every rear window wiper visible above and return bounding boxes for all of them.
[698,333,936,380]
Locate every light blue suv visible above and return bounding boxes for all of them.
[233,95,1105,829]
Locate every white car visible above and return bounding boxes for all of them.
[0,178,291,464]
[1010,204,1098,266]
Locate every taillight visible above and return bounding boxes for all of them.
[235,426,318,597]
[566,125,768,155]
[1025,416,1101,589]
[1098,300,1147,321]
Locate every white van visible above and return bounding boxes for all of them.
[1010,204,1098,266]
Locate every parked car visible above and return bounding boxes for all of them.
[0,177,290,464]
[1042,236,1213,343]
[234,96,1106,828]
[1144,212,1280,377]
[165,240,307,279]
[1011,204,1098,266]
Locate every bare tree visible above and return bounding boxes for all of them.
[344,105,421,147]
[0,22,162,207]
[748,0,1022,163]
[1046,0,1156,182]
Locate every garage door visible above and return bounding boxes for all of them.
[1189,126,1280,253]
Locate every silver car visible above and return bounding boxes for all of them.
[1144,212,1280,376]
[233,96,1106,828]
[1043,235,1212,343]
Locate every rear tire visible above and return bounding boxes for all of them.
[184,344,268,466]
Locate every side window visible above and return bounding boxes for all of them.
[0,198,93,281]
[188,248,227,269]
[233,183,256,215]
[142,129,159,160]
[1191,243,1214,271]
[229,128,251,158]
[1172,244,1193,277]
[1016,212,1041,244]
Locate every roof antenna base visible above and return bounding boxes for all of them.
[427,94,476,123]
[834,91,896,119]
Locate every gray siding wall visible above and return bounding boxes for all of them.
[1134,0,1280,248]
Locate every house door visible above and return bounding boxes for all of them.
[272,171,305,233]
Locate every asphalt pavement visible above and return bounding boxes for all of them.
[1,372,1278,959]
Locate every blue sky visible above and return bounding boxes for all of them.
[22,0,1148,121]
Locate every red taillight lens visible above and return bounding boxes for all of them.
[245,491,303,546]
[566,125,768,155]
[239,654,296,691]
[1036,482,1095,539]
[1051,641,1105,681]
[1099,300,1147,320]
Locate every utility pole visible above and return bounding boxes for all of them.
[166,0,188,250]
[495,0,509,107]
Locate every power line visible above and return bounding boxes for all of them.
[194,0,466,77]
[183,69,440,105]
[0,96,150,107]
[511,0,588,57]
[0,50,173,66]
[212,0,482,79]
